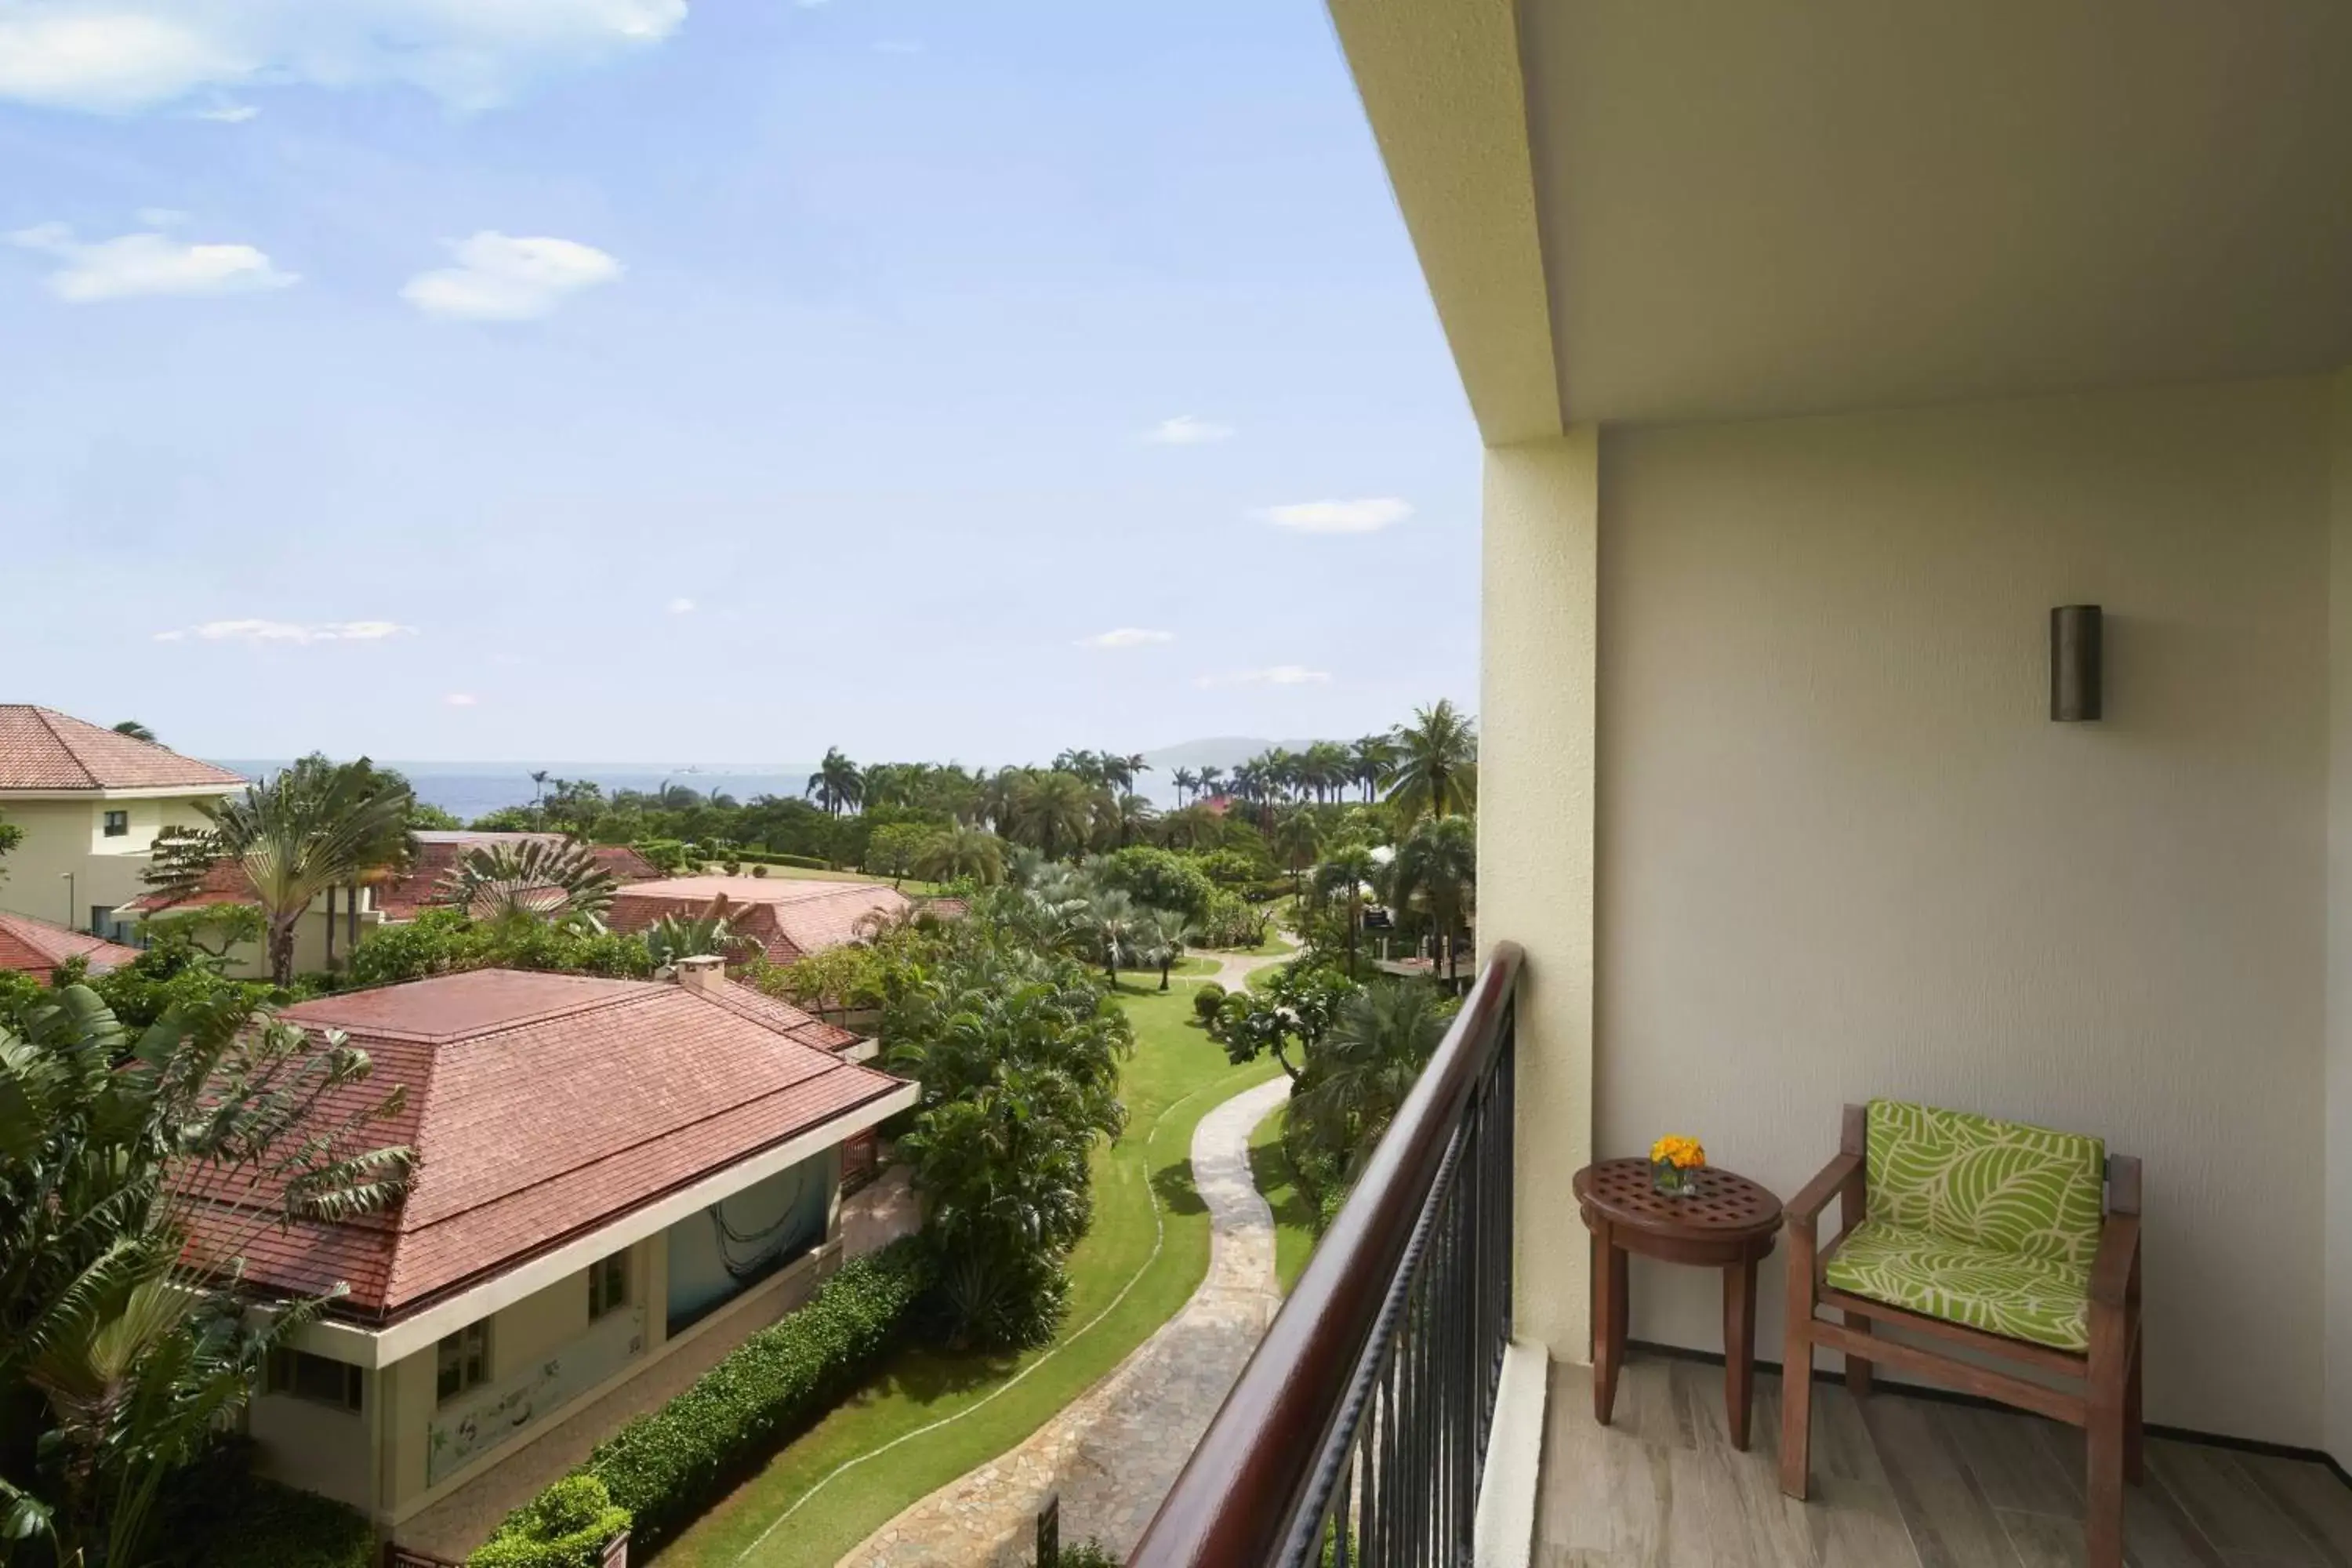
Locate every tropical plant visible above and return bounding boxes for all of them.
[0,986,413,1565]
[912,825,1007,886]
[643,898,752,968]
[1192,981,1227,1022]
[1170,767,1200,806]
[1386,699,1478,825]
[434,837,619,935]
[1209,964,1359,1081]
[110,720,157,743]
[1132,907,1195,991]
[804,748,865,817]
[147,756,416,985]
[1389,815,1476,980]
[1008,771,1094,862]
[1287,981,1454,1174]
[863,822,940,887]
[1270,809,1323,898]
[1350,734,1399,802]
[1310,842,1381,978]
[1080,887,1145,982]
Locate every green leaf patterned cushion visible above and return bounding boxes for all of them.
[1865,1099,2105,1270]
[1824,1219,2091,1352]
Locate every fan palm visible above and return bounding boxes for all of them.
[1134,906,1195,991]
[913,825,1007,886]
[1081,887,1145,982]
[644,898,750,967]
[434,837,619,935]
[1386,699,1478,825]
[1389,814,1477,980]
[147,756,415,985]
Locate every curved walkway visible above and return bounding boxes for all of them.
[837,961,1294,1566]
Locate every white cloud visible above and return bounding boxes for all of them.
[1255,497,1412,535]
[194,101,258,122]
[401,231,621,321]
[1077,627,1174,649]
[151,618,414,644]
[10,222,297,302]
[0,1,685,115]
[1146,414,1233,446]
[444,692,477,706]
[666,596,695,614]
[1195,665,1333,688]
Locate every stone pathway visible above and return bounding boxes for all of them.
[834,956,1294,1567]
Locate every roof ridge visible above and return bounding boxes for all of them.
[31,707,98,789]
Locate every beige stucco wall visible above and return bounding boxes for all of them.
[251,1377,378,1513]
[1588,376,2331,1445]
[0,793,220,932]
[2329,368,2352,1467]
[1479,432,1599,1359]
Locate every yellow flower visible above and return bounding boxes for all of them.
[1650,1135,1707,1171]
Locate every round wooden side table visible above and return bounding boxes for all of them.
[1572,1158,1784,1450]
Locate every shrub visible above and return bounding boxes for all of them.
[153,1448,373,1568]
[720,859,742,875]
[513,1240,928,1552]
[1192,982,1226,1022]
[751,862,771,877]
[468,1475,628,1568]
[1055,1542,1123,1568]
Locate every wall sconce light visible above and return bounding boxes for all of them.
[2050,604,2102,722]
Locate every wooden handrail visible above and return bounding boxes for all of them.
[1128,941,1526,1567]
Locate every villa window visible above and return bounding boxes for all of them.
[101,809,129,837]
[435,1321,490,1404]
[267,1348,362,1413]
[588,1249,630,1320]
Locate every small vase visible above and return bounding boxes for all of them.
[1650,1159,1697,1197]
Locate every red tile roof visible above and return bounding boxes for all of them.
[605,877,912,965]
[123,833,662,919]
[0,912,140,975]
[181,968,898,1321]
[0,706,245,793]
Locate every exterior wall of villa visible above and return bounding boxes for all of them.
[2328,368,2352,1467]
[0,794,220,934]
[1586,374,2332,1446]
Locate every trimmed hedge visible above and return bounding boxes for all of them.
[484,1240,928,1555]
[159,1454,373,1568]
[467,1475,628,1568]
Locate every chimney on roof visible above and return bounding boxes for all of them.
[676,954,726,994]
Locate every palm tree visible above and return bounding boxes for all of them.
[1052,749,1106,787]
[1312,842,1381,978]
[1170,767,1199,806]
[1290,982,1452,1174]
[1134,906,1195,990]
[147,757,415,985]
[1011,771,1094,862]
[1107,791,1158,848]
[529,768,551,807]
[1083,887,1145,982]
[434,837,618,935]
[1386,699,1478,825]
[1389,814,1476,981]
[805,748,866,816]
[913,825,1007,886]
[1350,735,1399,801]
[110,720,157,743]
[1271,808,1324,898]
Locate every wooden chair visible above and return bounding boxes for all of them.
[1780,1100,2143,1568]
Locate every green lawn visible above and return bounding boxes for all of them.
[1247,1106,1318,1294]
[648,980,1300,1567]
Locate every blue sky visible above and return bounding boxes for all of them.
[0,0,1477,766]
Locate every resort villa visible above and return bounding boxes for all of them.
[206,962,915,1559]
[604,874,915,967]
[0,704,244,940]
[1131,5,2352,1566]
[0,909,139,978]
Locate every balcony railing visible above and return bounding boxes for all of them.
[1130,941,1524,1568]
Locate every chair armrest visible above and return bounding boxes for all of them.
[2089,1212,2140,1309]
[1787,1152,1862,1232]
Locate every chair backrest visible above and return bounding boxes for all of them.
[1865,1099,2106,1269]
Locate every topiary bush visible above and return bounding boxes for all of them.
[1192,981,1226,1022]
[489,1240,929,1554]
[467,1475,628,1568]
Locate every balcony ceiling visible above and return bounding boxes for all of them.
[1517,2,2352,426]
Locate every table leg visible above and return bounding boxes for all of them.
[1723,1257,1758,1450]
[1592,1225,1627,1425]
